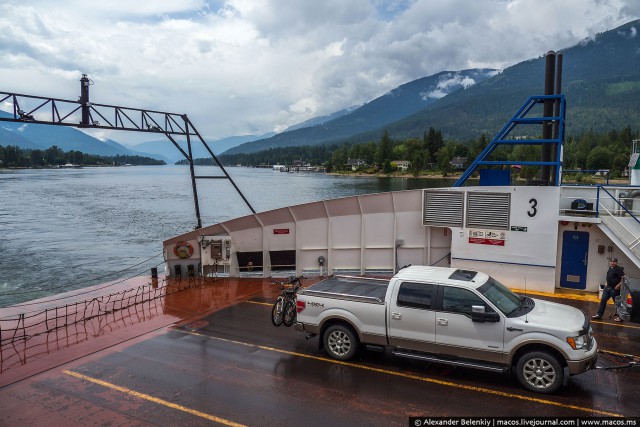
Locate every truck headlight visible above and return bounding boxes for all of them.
[566,334,588,350]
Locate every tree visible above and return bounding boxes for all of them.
[382,159,393,174]
[376,131,392,166]
[469,134,488,161]
[437,146,453,176]
[4,146,19,166]
[405,138,425,175]
[30,149,45,167]
[425,127,443,163]
[45,146,65,165]
[510,145,541,181]
[586,146,613,170]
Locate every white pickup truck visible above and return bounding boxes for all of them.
[294,266,598,393]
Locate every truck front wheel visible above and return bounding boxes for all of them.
[516,351,564,393]
[324,324,358,360]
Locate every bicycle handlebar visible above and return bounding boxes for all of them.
[271,275,305,286]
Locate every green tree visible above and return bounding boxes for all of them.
[45,146,65,165]
[382,159,393,174]
[586,146,613,170]
[425,127,443,163]
[376,131,392,166]
[4,146,19,166]
[511,145,541,181]
[30,149,45,167]
[437,146,453,176]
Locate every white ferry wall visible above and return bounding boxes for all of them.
[163,184,640,295]
[445,185,561,293]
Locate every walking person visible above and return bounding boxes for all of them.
[592,257,625,321]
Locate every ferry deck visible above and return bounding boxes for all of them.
[0,275,638,425]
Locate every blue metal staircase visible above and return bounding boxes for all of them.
[454,94,565,187]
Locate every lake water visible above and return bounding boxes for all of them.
[0,165,458,306]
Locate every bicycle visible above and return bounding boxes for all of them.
[271,276,304,327]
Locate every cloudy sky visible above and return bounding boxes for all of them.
[1,0,639,146]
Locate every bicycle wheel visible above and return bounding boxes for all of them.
[271,296,285,327]
[283,298,296,327]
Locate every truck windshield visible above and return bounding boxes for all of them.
[477,277,522,315]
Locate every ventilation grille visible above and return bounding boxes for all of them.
[466,192,510,230]
[423,191,464,227]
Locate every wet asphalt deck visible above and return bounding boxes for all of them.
[0,276,639,426]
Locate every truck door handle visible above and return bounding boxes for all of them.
[506,327,523,331]
[437,318,448,326]
[391,312,401,320]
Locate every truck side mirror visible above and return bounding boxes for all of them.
[471,305,500,323]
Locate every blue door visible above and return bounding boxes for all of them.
[560,231,589,289]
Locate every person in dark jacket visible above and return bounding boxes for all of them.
[592,257,625,321]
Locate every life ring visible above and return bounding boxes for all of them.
[173,241,194,259]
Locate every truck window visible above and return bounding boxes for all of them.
[397,282,434,310]
[476,276,521,315]
[442,286,490,316]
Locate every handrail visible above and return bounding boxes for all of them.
[596,186,640,221]
[596,185,640,250]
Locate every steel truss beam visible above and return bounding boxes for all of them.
[0,79,255,228]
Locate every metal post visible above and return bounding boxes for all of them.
[80,74,90,126]
[182,115,256,214]
[184,117,203,229]
[551,53,563,186]
[540,51,555,185]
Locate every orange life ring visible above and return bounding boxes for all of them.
[173,241,194,259]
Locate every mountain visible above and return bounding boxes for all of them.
[131,133,276,164]
[223,68,497,155]
[329,20,640,145]
[0,126,41,149]
[283,106,359,132]
[224,20,640,156]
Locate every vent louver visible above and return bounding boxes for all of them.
[423,191,464,227]
[466,192,510,230]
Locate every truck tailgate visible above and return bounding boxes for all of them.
[297,276,389,344]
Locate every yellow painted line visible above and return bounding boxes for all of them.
[510,288,600,303]
[599,349,640,359]
[185,332,622,418]
[244,300,272,307]
[63,370,246,427]
[590,319,640,329]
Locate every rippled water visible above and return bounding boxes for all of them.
[0,165,457,306]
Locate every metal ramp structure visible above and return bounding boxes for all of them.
[0,74,255,229]
[453,94,565,187]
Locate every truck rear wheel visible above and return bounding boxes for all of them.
[516,351,563,393]
[324,324,358,360]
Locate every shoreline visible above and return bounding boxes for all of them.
[326,171,629,184]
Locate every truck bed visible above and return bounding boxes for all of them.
[301,275,389,303]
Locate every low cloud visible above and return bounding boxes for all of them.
[422,73,478,100]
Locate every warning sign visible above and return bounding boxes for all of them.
[469,237,505,246]
[468,228,506,246]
